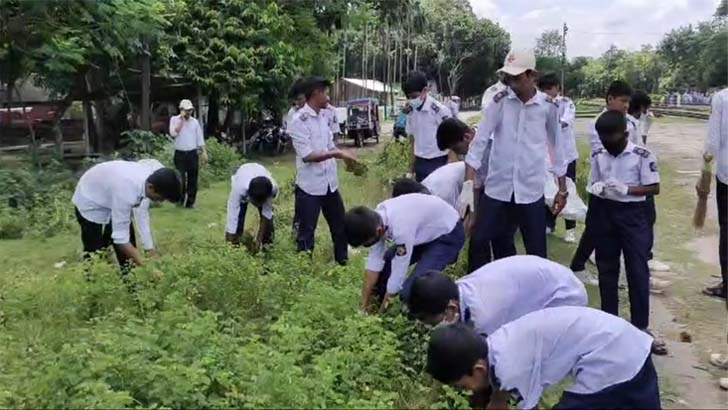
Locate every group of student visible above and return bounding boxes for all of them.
[69,46,728,409]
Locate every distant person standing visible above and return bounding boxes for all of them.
[403,71,452,182]
[169,99,208,209]
[701,87,728,300]
[447,96,461,117]
[539,73,578,243]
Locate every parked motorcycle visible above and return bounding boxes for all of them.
[246,110,288,156]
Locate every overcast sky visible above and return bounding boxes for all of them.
[468,0,718,58]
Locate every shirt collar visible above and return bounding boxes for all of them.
[416,95,431,112]
[620,141,637,157]
[302,103,319,117]
[505,87,543,105]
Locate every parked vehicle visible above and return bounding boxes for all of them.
[345,98,380,148]
[247,110,288,156]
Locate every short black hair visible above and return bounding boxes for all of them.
[436,118,469,151]
[344,206,381,247]
[403,71,428,95]
[595,110,627,138]
[606,80,633,102]
[299,76,331,100]
[537,72,560,90]
[147,168,182,203]
[427,323,489,384]
[630,90,652,112]
[392,178,430,198]
[408,271,459,318]
[288,78,305,100]
[248,176,273,204]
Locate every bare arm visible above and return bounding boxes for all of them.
[485,390,510,410]
[361,270,380,311]
[116,243,144,266]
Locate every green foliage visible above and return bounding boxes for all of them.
[373,139,413,185]
[198,139,243,188]
[118,130,171,160]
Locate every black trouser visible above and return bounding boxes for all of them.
[294,186,348,265]
[546,160,577,231]
[570,195,596,271]
[644,194,656,261]
[588,196,651,329]
[717,178,727,293]
[174,149,199,208]
[235,201,274,245]
[468,193,547,272]
[414,155,448,182]
[75,207,136,272]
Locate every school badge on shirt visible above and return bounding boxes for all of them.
[396,244,407,256]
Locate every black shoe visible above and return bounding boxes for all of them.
[702,283,727,299]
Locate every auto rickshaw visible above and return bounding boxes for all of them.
[345,98,380,147]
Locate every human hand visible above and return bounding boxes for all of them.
[588,181,606,195]
[146,248,159,258]
[200,151,209,165]
[379,293,395,313]
[606,180,629,196]
[458,180,475,218]
[405,172,415,179]
[552,192,567,215]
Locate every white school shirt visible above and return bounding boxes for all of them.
[590,110,643,150]
[640,110,654,139]
[169,115,205,152]
[406,96,452,159]
[422,161,465,210]
[466,88,567,204]
[225,163,279,234]
[365,194,459,294]
[72,161,152,246]
[283,106,299,131]
[706,88,728,184]
[473,82,508,188]
[487,306,653,410]
[556,96,578,164]
[457,255,587,337]
[288,103,339,196]
[132,159,164,250]
[322,104,341,135]
[589,141,660,202]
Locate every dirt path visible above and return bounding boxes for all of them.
[575,117,728,409]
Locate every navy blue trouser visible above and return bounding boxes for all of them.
[414,155,448,182]
[546,160,577,231]
[718,178,728,293]
[375,221,465,303]
[75,207,136,274]
[587,196,651,329]
[644,194,656,260]
[235,202,274,245]
[468,193,547,272]
[174,149,199,208]
[555,356,661,410]
[294,186,348,265]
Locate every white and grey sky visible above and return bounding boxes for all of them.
[468,0,718,58]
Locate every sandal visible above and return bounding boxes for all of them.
[702,284,727,299]
[644,329,669,356]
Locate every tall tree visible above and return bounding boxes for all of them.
[535,29,562,58]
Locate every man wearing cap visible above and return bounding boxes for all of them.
[459,49,568,271]
[169,99,208,209]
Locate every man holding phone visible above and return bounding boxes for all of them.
[169,99,208,209]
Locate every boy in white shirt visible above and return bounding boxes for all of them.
[427,307,660,410]
[73,161,181,270]
[407,255,587,335]
[344,194,465,310]
[225,163,278,250]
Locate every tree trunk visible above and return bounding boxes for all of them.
[414,43,419,71]
[363,23,368,98]
[140,43,151,131]
[207,90,219,136]
[14,86,39,166]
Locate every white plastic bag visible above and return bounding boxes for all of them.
[544,172,587,222]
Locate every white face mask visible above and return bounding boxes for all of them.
[409,97,424,109]
[434,311,460,329]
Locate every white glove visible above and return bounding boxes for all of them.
[458,180,474,218]
[606,179,629,196]
[405,172,414,179]
[588,181,606,195]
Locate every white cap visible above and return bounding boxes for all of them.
[497,49,536,76]
[179,99,194,110]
